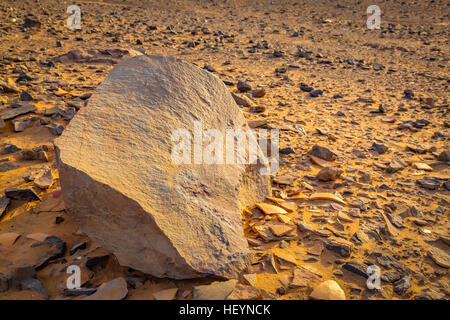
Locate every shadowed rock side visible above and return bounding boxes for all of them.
[54,55,270,279]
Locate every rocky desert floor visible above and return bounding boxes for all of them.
[0,0,449,300]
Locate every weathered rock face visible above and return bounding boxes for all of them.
[55,55,270,279]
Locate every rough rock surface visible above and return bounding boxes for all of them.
[193,279,238,300]
[55,55,270,279]
[55,48,142,64]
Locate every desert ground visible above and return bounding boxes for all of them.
[0,0,449,300]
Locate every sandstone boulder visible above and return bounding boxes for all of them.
[55,55,270,279]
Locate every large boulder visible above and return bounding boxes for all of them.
[55,55,270,279]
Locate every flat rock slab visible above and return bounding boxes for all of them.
[428,247,450,269]
[55,55,270,279]
[289,266,318,288]
[310,280,346,300]
[33,167,54,189]
[0,197,11,217]
[307,145,337,161]
[417,177,441,190]
[342,261,370,278]
[5,187,40,202]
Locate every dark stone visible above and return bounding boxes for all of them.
[350,287,362,294]
[70,242,87,255]
[378,105,387,113]
[280,147,295,155]
[397,119,430,131]
[252,88,266,98]
[20,146,48,161]
[381,271,403,283]
[342,261,370,278]
[410,206,422,218]
[416,178,441,190]
[55,216,65,224]
[1,143,22,154]
[386,213,404,228]
[47,123,64,136]
[249,106,266,113]
[20,91,33,101]
[445,181,450,191]
[21,277,48,298]
[300,83,313,92]
[32,236,67,270]
[413,119,431,128]
[79,93,92,100]
[51,258,67,265]
[325,239,352,257]
[387,158,407,173]
[0,162,20,173]
[237,81,252,92]
[437,150,450,162]
[16,71,33,82]
[276,286,286,295]
[317,167,342,181]
[0,104,37,121]
[307,145,337,161]
[126,275,146,289]
[376,255,409,274]
[23,15,41,29]
[273,50,283,57]
[393,276,411,295]
[407,143,428,154]
[5,187,40,201]
[371,142,388,154]
[333,182,348,189]
[0,274,9,292]
[404,89,414,99]
[6,267,36,289]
